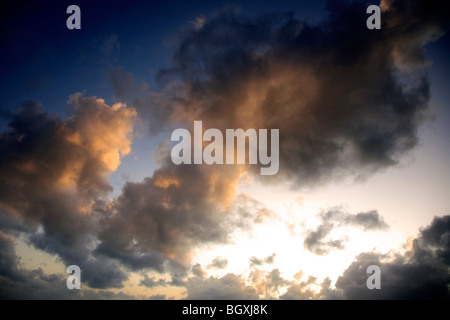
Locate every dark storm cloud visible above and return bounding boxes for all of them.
[115,0,447,186]
[335,215,450,299]
[304,208,388,255]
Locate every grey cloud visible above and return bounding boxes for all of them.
[0,96,270,290]
[0,232,23,282]
[1,0,449,299]
[148,294,167,300]
[185,273,259,300]
[182,215,450,300]
[304,208,389,255]
[265,269,290,294]
[207,257,228,269]
[0,267,137,300]
[139,274,168,288]
[264,253,276,264]
[335,215,450,299]
[191,263,207,278]
[304,222,346,255]
[131,0,448,187]
[280,276,338,300]
[0,95,136,289]
[96,163,237,267]
[249,253,277,267]
[320,208,389,231]
[0,233,136,299]
[95,160,269,280]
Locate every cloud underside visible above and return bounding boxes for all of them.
[0,0,449,299]
[1,215,449,299]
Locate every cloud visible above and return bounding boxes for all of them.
[128,0,448,187]
[94,161,272,281]
[280,276,338,300]
[0,93,272,290]
[185,273,259,300]
[249,253,276,267]
[0,231,136,299]
[249,268,290,298]
[183,215,450,300]
[0,231,23,282]
[139,274,168,288]
[149,294,167,300]
[304,222,346,255]
[341,211,389,231]
[304,208,389,255]
[207,257,228,269]
[335,215,450,299]
[0,94,136,289]
[191,263,207,278]
[94,163,247,268]
[319,208,389,231]
[1,0,449,299]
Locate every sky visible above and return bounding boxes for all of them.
[0,0,449,300]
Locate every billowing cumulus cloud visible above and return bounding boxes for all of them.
[94,162,272,279]
[123,0,447,187]
[0,94,136,289]
[0,94,272,290]
[0,93,269,290]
